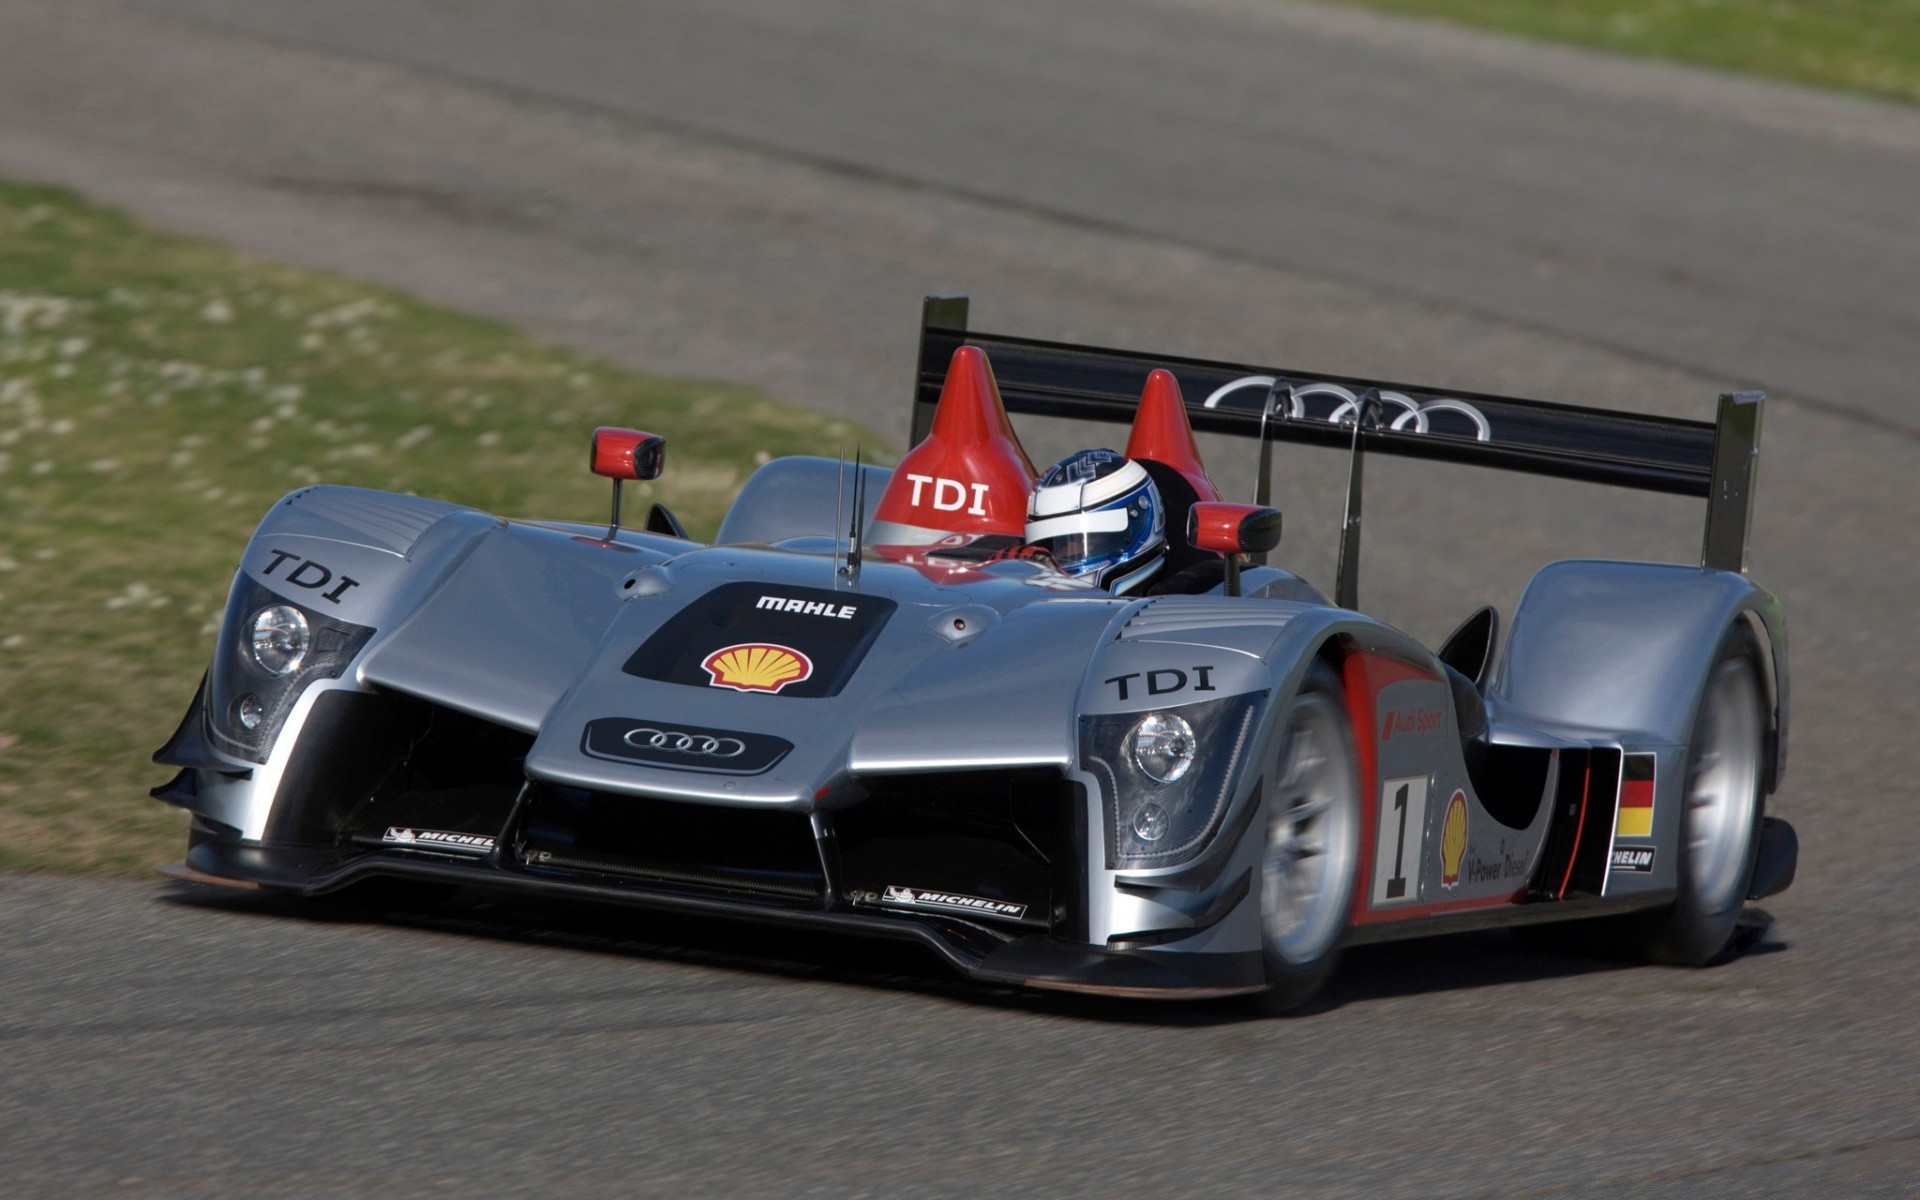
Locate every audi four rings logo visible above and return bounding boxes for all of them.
[1200,375,1493,441]
[622,727,747,758]
[581,716,790,775]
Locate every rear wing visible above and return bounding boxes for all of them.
[910,295,1763,598]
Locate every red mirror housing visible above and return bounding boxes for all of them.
[591,428,665,481]
[1189,502,1283,556]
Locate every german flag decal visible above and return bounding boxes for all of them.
[1614,752,1657,839]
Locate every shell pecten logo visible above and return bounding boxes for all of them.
[1440,790,1469,889]
[701,643,814,694]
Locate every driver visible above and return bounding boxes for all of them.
[1021,449,1167,595]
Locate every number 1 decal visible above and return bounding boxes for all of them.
[1371,775,1429,907]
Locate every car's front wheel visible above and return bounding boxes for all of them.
[1256,662,1361,1012]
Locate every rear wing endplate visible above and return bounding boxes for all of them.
[911,295,1763,582]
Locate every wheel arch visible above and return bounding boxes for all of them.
[1498,560,1787,795]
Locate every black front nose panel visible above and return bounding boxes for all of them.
[621,582,896,698]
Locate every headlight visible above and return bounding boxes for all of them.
[1129,712,1195,783]
[248,605,310,676]
[206,575,375,763]
[1083,691,1262,870]
[235,693,266,730]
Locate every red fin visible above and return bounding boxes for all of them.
[1125,369,1219,502]
[872,347,1037,543]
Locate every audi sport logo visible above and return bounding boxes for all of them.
[621,727,747,758]
[1201,375,1493,441]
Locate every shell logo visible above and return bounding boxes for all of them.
[1439,790,1469,889]
[701,643,814,694]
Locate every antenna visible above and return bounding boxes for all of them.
[841,446,866,585]
[832,442,847,587]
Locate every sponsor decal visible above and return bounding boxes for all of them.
[1105,666,1218,701]
[1439,790,1468,889]
[1380,706,1444,742]
[580,717,793,775]
[880,884,1027,921]
[383,827,493,855]
[1610,846,1656,873]
[259,547,360,604]
[1614,752,1658,839]
[903,473,993,516]
[755,595,858,620]
[701,643,814,694]
[1200,375,1493,442]
[1464,838,1530,885]
[624,582,896,700]
[1370,775,1430,905]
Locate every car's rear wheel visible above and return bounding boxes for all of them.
[1542,631,1769,965]
[1256,662,1360,1012]
[1641,634,1768,964]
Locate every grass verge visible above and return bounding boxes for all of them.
[1322,0,1920,106]
[0,180,875,877]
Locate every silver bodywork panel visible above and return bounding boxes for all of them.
[360,520,669,732]
[1499,559,1788,789]
[713,456,890,546]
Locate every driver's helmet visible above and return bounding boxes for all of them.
[1024,449,1166,594]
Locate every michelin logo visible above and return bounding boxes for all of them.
[1609,846,1656,873]
[757,595,857,619]
[881,884,1027,921]
[383,827,494,855]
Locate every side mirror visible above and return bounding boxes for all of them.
[591,427,665,481]
[1188,502,1283,556]
[589,428,664,539]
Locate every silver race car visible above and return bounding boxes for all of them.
[153,295,1796,1009]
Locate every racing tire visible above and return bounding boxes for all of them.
[1255,661,1361,1012]
[1638,630,1769,964]
[1534,630,1769,965]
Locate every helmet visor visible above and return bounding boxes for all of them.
[1026,489,1161,577]
[1031,527,1142,568]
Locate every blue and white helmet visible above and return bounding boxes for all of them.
[1025,449,1166,594]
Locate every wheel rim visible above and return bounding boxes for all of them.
[1261,693,1357,964]
[1686,659,1763,915]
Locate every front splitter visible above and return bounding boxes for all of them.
[172,839,1266,1000]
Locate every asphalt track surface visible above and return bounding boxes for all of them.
[3,2,1919,1196]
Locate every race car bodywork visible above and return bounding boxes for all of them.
[153,296,1796,1007]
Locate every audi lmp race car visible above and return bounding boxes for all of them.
[152,296,1797,1009]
